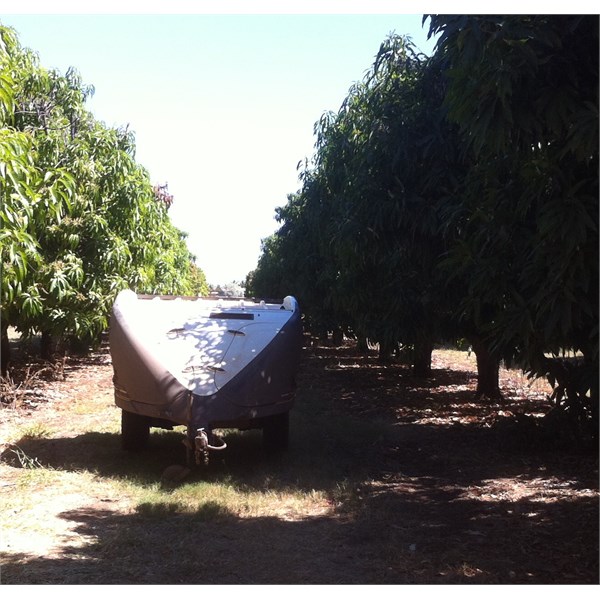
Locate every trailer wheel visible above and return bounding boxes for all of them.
[262,412,289,453]
[121,410,150,451]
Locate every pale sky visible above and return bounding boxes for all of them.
[0,1,572,285]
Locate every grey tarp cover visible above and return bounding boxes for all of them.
[109,291,302,430]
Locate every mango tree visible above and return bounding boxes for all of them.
[1,23,206,371]
[428,15,599,439]
[1,25,75,370]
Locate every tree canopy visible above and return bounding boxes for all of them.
[429,15,598,426]
[249,15,598,440]
[1,23,208,370]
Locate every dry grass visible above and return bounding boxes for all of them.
[0,337,598,585]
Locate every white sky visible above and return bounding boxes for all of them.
[0,2,590,285]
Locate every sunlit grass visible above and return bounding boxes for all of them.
[17,422,54,441]
[132,480,333,521]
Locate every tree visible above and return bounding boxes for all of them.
[186,260,209,297]
[253,16,598,438]
[258,35,463,371]
[428,15,599,436]
[1,23,208,370]
[1,25,75,369]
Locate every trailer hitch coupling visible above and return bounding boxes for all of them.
[195,428,210,466]
[185,428,228,466]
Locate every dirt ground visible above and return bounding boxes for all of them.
[303,342,599,584]
[0,336,598,585]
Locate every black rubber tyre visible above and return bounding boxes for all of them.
[262,412,289,453]
[121,410,150,451]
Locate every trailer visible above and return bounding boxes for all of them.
[109,290,302,465]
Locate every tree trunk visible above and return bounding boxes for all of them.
[378,340,395,364]
[1,321,10,376]
[356,336,369,354]
[40,330,55,360]
[470,336,502,399]
[332,328,344,346]
[413,339,434,377]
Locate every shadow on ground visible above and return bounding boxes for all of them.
[1,460,597,584]
[2,415,597,584]
[1,340,598,584]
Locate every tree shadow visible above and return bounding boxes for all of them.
[1,464,597,584]
[2,422,598,584]
[2,341,597,584]
[2,369,596,494]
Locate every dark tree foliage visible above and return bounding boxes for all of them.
[252,36,465,372]
[428,14,599,441]
[251,16,598,443]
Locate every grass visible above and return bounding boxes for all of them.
[0,340,597,584]
[16,422,54,441]
[1,372,361,509]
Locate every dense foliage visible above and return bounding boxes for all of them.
[1,24,208,370]
[248,15,598,442]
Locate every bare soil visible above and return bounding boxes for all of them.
[0,336,598,585]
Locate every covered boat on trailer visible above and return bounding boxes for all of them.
[109,290,302,465]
